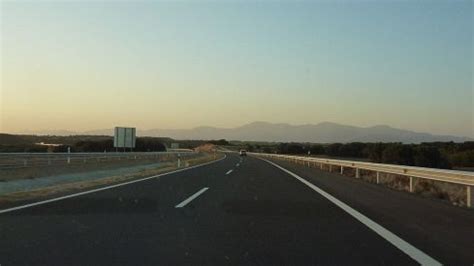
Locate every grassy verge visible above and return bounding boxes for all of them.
[1,155,189,182]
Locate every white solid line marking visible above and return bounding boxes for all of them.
[175,187,209,208]
[0,155,227,215]
[226,169,233,175]
[259,158,442,266]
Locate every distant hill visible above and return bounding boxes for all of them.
[0,134,36,145]
[0,134,113,145]
[140,122,471,143]
[7,122,472,143]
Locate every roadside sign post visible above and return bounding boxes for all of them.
[67,146,71,164]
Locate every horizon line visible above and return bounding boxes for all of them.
[2,121,473,139]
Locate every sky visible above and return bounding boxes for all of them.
[1,0,473,137]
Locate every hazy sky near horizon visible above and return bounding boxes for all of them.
[1,0,473,137]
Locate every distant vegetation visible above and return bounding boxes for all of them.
[2,133,473,170]
[206,139,230,146]
[0,134,228,153]
[237,141,474,170]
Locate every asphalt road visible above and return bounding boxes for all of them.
[0,153,472,265]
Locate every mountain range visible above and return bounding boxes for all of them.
[10,122,472,143]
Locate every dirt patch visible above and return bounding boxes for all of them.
[194,144,217,153]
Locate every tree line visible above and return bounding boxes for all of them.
[0,133,231,153]
[245,142,474,169]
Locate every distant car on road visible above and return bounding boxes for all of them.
[239,150,247,156]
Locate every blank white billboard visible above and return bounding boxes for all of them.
[170,143,180,149]
[114,127,136,148]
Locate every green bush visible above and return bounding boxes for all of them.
[381,143,415,166]
[449,150,474,167]
[414,145,451,169]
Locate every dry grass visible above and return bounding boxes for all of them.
[194,144,217,153]
[0,156,182,182]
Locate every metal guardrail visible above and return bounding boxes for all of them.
[0,151,196,170]
[252,153,474,208]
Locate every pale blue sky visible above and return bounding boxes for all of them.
[1,0,473,137]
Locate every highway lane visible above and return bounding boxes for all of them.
[263,156,474,265]
[0,153,465,265]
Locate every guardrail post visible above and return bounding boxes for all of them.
[329,165,332,172]
[320,163,323,170]
[23,159,27,167]
[376,171,380,184]
[356,168,360,178]
[340,166,344,175]
[409,176,414,192]
[467,186,471,208]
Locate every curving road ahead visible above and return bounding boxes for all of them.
[1,153,473,265]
